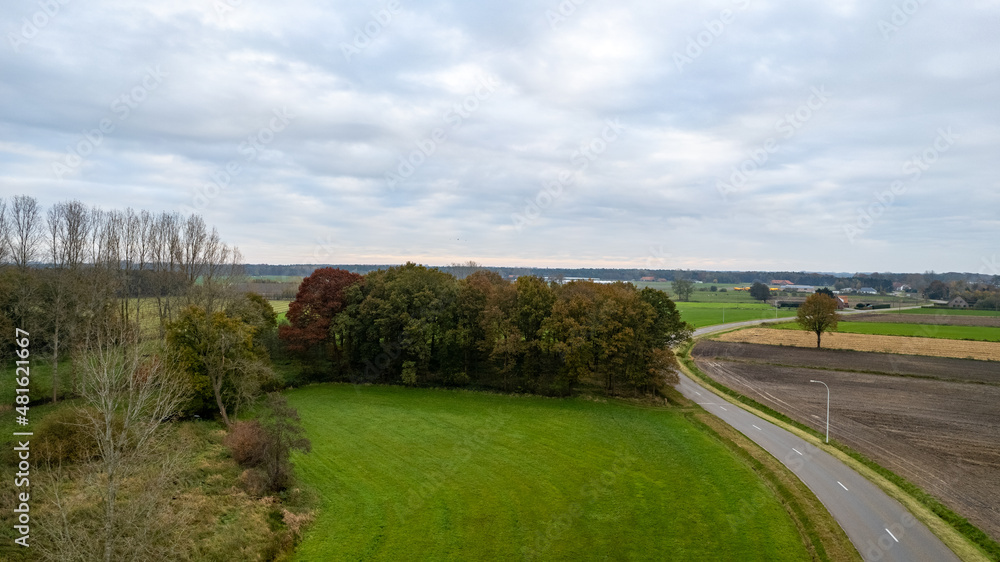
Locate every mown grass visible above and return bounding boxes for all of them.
[771,321,1000,342]
[286,384,813,561]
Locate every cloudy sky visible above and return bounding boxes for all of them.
[2,0,998,273]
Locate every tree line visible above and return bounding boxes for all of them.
[0,195,308,560]
[0,195,246,399]
[279,264,693,396]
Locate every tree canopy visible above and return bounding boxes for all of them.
[280,265,693,397]
[749,282,771,302]
[672,278,694,302]
[796,293,841,349]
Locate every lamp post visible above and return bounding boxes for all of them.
[810,380,830,443]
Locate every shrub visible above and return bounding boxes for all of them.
[35,407,99,464]
[223,395,311,495]
[224,420,270,467]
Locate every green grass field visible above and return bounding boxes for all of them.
[286,384,812,561]
[773,321,1000,342]
[898,307,1000,317]
[675,302,797,328]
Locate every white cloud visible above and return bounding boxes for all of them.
[1,0,998,272]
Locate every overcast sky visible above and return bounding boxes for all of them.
[2,0,998,273]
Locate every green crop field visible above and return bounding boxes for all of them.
[773,321,1000,342]
[287,384,812,561]
[270,299,291,323]
[250,275,305,282]
[675,302,797,328]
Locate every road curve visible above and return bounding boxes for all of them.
[679,313,960,562]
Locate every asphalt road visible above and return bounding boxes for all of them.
[680,312,961,562]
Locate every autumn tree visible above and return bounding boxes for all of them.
[796,293,841,348]
[279,267,363,361]
[167,304,276,426]
[348,263,458,384]
[513,275,556,388]
[672,278,694,302]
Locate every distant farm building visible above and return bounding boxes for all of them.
[949,296,970,309]
[836,296,849,309]
[640,276,655,282]
[858,287,878,295]
[770,280,794,286]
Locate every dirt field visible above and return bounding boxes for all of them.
[849,312,1000,328]
[714,327,1000,361]
[693,341,1000,542]
[693,340,1000,385]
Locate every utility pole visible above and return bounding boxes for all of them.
[810,380,830,443]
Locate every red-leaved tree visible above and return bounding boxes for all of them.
[279,268,362,354]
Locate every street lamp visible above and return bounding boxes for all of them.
[810,380,830,443]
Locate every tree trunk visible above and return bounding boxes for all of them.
[214,374,230,427]
[51,321,60,403]
[816,331,822,349]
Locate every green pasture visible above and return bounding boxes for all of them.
[773,321,1000,342]
[675,302,797,328]
[287,384,812,562]
[898,307,1000,317]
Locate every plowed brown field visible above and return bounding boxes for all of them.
[692,341,1000,542]
[714,327,1000,361]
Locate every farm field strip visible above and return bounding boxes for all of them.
[846,313,1000,328]
[675,303,798,328]
[692,341,1000,385]
[771,320,1000,342]
[286,384,813,561]
[714,327,1000,361]
[899,308,1000,317]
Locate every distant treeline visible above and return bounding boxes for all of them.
[245,264,999,288]
[279,264,693,397]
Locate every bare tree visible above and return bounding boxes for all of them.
[43,321,191,562]
[9,194,42,270]
[0,196,9,264]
